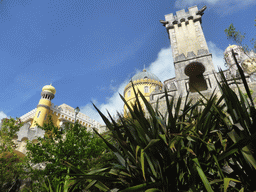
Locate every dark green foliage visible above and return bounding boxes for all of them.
[225,22,256,52]
[0,117,26,192]
[2,45,256,191]
[224,23,245,46]
[69,49,256,191]
[26,116,109,191]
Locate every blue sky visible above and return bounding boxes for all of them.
[0,0,255,124]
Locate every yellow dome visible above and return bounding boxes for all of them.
[227,44,237,49]
[224,44,242,54]
[42,84,56,95]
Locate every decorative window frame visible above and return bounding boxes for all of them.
[144,86,149,93]
[37,111,41,118]
[127,90,131,97]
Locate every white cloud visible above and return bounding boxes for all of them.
[80,80,129,125]
[132,46,174,81]
[208,41,228,72]
[174,0,256,15]
[0,111,8,121]
[148,46,175,82]
[80,99,103,124]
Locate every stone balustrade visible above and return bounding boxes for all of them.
[20,108,37,122]
[20,104,102,130]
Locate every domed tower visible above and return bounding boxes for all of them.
[123,69,163,116]
[242,51,256,81]
[224,45,246,77]
[224,44,256,80]
[30,84,56,129]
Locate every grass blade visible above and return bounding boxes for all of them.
[192,158,213,192]
[141,149,146,181]
[224,178,241,192]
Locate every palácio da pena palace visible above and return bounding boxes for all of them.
[1,5,256,156]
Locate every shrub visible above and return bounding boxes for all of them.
[25,116,109,191]
[0,117,26,191]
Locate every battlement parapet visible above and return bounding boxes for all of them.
[164,5,206,29]
[174,49,210,63]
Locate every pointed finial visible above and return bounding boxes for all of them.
[50,83,52,86]
[143,65,146,72]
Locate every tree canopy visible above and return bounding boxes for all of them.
[225,19,256,52]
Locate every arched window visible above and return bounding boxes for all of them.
[185,62,208,93]
[44,114,47,120]
[144,86,149,93]
[127,90,131,97]
[37,111,41,118]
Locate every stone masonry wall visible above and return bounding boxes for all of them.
[148,80,256,118]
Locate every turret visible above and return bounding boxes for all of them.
[30,84,56,129]
[123,68,162,116]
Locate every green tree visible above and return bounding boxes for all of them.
[225,20,256,52]
[25,116,110,191]
[0,117,26,191]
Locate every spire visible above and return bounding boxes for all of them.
[143,65,146,72]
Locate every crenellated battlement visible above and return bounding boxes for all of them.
[164,5,205,30]
[162,5,209,61]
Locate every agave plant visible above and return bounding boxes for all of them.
[70,50,256,192]
[209,50,256,191]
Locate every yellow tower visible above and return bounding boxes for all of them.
[123,69,163,116]
[30,84,56,129]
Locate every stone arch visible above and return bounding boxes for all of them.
[185,62,208,93]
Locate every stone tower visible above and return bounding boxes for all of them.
[161,5,218,96]
[224,45,256,81]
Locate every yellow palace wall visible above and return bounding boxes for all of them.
[123,79,163,116]
[31,98,51,128]
[31,110,94,129]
